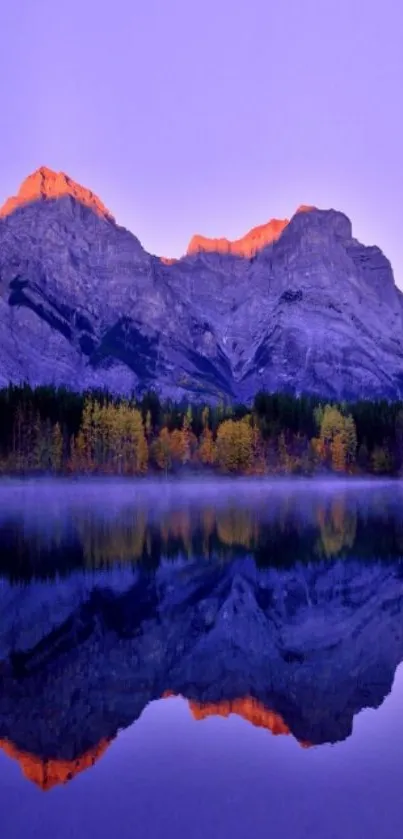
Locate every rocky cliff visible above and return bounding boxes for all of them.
[1,168,403,401]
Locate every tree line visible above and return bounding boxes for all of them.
[0,384,402,476]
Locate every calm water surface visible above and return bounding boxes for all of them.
[1,477,403,838]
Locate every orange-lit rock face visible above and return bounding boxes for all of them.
[164,693,311,747]
[189,697,290,735]
[0,737,111,790]
[0,166,114,221]
[186,205,315,258]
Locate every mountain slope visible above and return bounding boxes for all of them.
[1,168,403,401]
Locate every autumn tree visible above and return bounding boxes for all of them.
[216,417,253,473]
[330,431,346,472]
[317,405,357,473]
[153,427,172,474]
[277,431,290,473]
[170,428,187,469]
[182,406,193,464]
[198,426,216,466]
[51,423,63,472]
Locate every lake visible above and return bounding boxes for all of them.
[1,477,403,838]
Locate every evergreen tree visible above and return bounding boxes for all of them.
[51,423,63,472]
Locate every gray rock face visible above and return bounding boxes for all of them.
[1,197,403,401]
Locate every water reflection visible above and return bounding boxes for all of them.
[1,478,403,580]
[1,479,403,793]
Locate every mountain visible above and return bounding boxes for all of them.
[1,167,403,401]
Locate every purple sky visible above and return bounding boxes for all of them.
[1,0,402,283]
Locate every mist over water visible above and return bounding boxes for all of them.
[1,478,403,838]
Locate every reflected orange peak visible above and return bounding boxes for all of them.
[0,737,111,790]
[164,693,311,747]
[190,697,290,735]
[0,166,114,221]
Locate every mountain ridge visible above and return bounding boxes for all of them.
[186,204,316,259]
[0,167,314,260]
[0,167,402,402]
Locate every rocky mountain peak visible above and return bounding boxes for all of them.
[0,166,114,222]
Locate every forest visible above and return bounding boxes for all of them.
[0,384,402,476]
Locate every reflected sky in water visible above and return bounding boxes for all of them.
[1,669,403,839]
[1,478,403,838]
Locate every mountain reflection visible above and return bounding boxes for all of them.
[2,484,403,790]
[0,695,310,791]
[169,695,312,748]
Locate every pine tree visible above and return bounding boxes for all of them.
[277,431,290,472]
[371,445,393,474]
[395,409,403,473]
[145,409,152,440]
[51,423,63,472]
[81,398,94,471]
[201,406,210,430]
[181,406,193,464]
[342,415,357,471]
[357,441,369,472]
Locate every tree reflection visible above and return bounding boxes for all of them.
[316,498,357,558]
[2,485,403,581]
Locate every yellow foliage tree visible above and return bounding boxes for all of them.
[198,427,216,466]
[216,418,253,473]
[330,432,346,472]
[153,427,172,474]
[170,428,187,468]
[318,405,357,473]
[73,400,148,475]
